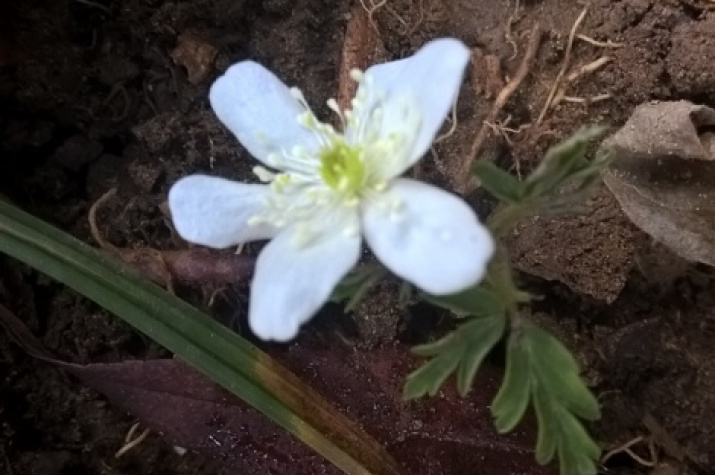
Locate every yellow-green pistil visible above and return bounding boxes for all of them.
[318,141,366,196]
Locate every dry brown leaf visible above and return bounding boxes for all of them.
[602,100,715,266]
[171,33,218,85]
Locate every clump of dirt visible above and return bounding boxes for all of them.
[2,0,715,473]
[667,14,715,97]
[508,185,636,302]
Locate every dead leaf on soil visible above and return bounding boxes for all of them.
[171,32,218,85]
[0,302,554,475]
[89,187,256,290]
[602,100,715,266]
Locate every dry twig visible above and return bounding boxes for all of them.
[456,23,542,194]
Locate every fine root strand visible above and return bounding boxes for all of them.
[577,34,624,49]
[458,22,542,194]
[535,6,588,126]
[88,187,119,253]
[115,423,151,459]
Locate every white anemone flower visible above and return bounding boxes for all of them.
[168,38,494,341]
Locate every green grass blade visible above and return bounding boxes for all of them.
[0,199,401,475]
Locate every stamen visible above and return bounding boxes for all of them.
[253,166,276,182]
[326,97,341,115]
[326,98,346,130]
[349,68,364,82]
[247,70,426,248]
[289,87,308,106]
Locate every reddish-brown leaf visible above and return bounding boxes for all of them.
[0,302,554,474]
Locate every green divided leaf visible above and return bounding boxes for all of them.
[404,313,506,399]
[533,382,559,464]
[494,325,601,475]
[330,263,386,312]
[423,285,505,318]
[472,161,525,203]
[492,335,531,433]
[455,315,506,395]
[524,125,608,199]
[533,384,600,475]
[527,326,600,421]
[404,345,463,398]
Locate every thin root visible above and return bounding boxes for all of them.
[560,93,612,103]
[565,56,612,84]
[88,188,119,253]
[552,56,613,106]
[535,6,588,126]
[430,146,449,177]
[384,1,410,34]
[435,99,458,143]
[115,423,151,459]
[407,0,425,35]
[505,0,521,60]
[484,116,526,148]
[359,0,392,32]
[359,0,420,36]
[458,22,542,194]
[577,34,624,49]
[601,435,658,468]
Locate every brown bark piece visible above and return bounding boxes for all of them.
[337,4,384,112]
[471,48,504,100]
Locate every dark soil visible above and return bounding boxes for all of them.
[1,0,715,474]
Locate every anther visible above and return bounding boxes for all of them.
[289,87,308,105]
[327,98,346,129]
[326,98,341,114]
[349,69,364,82]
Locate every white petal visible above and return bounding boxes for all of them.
[168,175,277,248]
[210,61,320,165]
[356,38,470,179]
[249,214,361,341]
[362,178,493,294]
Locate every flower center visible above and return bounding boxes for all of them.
[318,141,365,196]
[247,70,423,247]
